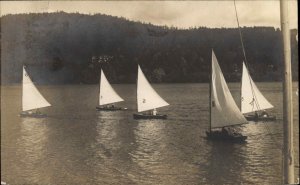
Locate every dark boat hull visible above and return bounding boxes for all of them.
[206,131,247,143]
[19,112,47,118]
[96,106,127,111]
[133,113,167,120]
[245,115,276,122]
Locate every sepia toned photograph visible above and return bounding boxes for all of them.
[1,1,299,184]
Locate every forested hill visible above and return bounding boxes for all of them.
[1,12,298,84]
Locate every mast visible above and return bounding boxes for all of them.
[136,65,138,112]
[99,69,102,106]
[208,49,213,132]
[209,51,212,132]
[280,0,294,183]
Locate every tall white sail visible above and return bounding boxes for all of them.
[99,69,124,106]
[211,51,247,128]
[241,62,273,114]
[22,66,51,111]
[137,65,169,112]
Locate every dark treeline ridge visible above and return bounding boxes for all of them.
[1,12,298,84]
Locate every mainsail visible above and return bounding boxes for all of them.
[22,66,51,111]
[99,69,124,106]
[241,62,273,114]
[211,51,247,128]
[137,65,169,112]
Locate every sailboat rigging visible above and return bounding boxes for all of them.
[206,50,248,142]
[241,62,276,121]
[133,65,169,119]
[233,0,276,122]
[20,66,51,118]
[96,69,127,111]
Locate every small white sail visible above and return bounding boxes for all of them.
[137,65,169,112]
[211,51,247,128]
[99,69,124,106]
[241,62,273,114]
[22,66,51,111]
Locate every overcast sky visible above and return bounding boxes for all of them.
[0,1,298,29]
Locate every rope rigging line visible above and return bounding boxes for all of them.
[233,0,248,65]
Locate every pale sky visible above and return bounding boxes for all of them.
[0,1,298,29]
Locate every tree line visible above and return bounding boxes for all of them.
[1,12,298,84]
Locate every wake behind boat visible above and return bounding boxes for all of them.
[96,69,127,111]
[20,66,51,118]
[241,62,276,122]
[133,65,169,119]
[206,51,248,142]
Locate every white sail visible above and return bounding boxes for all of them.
[241,62,273,114]
[137,65,169,112]
[99,69,124,106]
[22,66,51,111]
[211,51,247,128]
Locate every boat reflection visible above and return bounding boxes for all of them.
[91,111,138,184]
[17,117,49,183]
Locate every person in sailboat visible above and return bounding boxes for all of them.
[152,109,157,115]
[222,127,238,136]
[260,110,269,118]
[221,127,229,135]
[228,127,240,136]
[254,111,259,119]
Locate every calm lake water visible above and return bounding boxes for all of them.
[1,83,299,185]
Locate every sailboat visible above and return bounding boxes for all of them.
[241,62,276,121]
[206,51,248,142]
[96,69,127,111]
[133,65,169,119]
[20,66,51,118]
